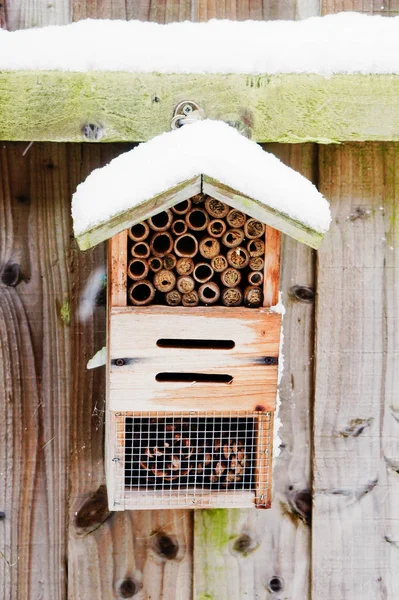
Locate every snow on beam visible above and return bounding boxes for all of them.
[72,120,330,250]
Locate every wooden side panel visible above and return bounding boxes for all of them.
[313,143,399,599]
[109,230,127,307]
[194,144,317,600]
[109,306,280,411]
[263,226,281,307]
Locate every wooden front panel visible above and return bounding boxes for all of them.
[108,306,280,412]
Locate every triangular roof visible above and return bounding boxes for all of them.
[72,120,330,250]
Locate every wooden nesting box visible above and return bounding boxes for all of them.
[72,124,329,511]
[104,187,284,511]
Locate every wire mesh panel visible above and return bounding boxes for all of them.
[109,411,272,510]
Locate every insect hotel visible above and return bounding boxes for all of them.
[73,118,330,511]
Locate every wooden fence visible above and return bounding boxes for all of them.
[0,2,398,599]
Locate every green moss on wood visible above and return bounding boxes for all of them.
[2,72,399,143]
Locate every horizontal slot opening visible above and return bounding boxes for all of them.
[157,339,235,350]
[156,372,233,384]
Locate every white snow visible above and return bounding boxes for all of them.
[1,13,399,75]
[72,120,330,238]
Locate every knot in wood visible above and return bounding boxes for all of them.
[152,532,179,560]
[290,285,315,303]
[118,578,139,598]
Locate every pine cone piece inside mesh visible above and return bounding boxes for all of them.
[209,438,247,487]
[139,419,194,481]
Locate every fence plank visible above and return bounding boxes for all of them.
[0,142,72,600]
[314,143,399,599]
[4,0,70,30]
[194,144,316,600]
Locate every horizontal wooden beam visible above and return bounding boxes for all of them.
[1,71,399,143]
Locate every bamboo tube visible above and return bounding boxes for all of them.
[226,247,250,269]
[150,232,174,257]
[211,255,228,273]
[222,287,243,307]
[244,218,265,239]
[248,271,264,286]
[172,219,188,236]
[128,258,149,281]
[226,209,246,228]
[129,280,155,306]
[193,262,214,284]
[198,282,220,305]
[222,228,245,248]
[153,269,176,293]
[177,275,195,294]
[148,257,163,272]
[191,193,207,205]
[204,197,229,219]
[182,290,199,307]
[171,199,192,215]
[185,208,209,232]
[199,237,221,260]
[221,267,241,288]
[131,241,150,258]
[174,234,198,258]
[148,209,173,232]
[207,219,226,238]
[165,290,182,306]
[247,239,265,257]
[249,257,264,272]
[176,257,194,276]
[163,254,177,270]
[244,286,263,307]
[128,221,150,242]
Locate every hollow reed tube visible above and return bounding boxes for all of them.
[222,228,245,248]
[129,280,156,305]
[221,267,241,288]
[199,237,221,259]
[165,290,182,306]
[198,282,221,305]
[205,197,229,219]
[193,262,214,284]
[226,209,246,228]
[185,208,209,232]
[211,255,228,273]
[244,286,263,307]
[176,257,194,276]
[171,199,192,215]
[128,258,149,281]
[131,241,150,259]
[248,271,264,286]
[182,290,199,307]
[207,219,227,238]
[148,209,173,232]
[222,287,243,307]
[226,247,250,270]
[244,218,265,239]
[150,231,174,257]
[128,221,150,242]
[153,269,176,293]
[174,234,198,258]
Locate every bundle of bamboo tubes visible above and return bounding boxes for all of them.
[127,194,266,307]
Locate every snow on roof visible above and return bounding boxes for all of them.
[72,120,330,239]
[1,13,399,75]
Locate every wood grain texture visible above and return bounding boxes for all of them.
[73,0,193,22]
[195,0,319,20]
[4,0,71,30]
[67,143,194,600]
[322,0,399,15]
[263,227,281,306]
[4,71,399,144]
[0,142,72,600]
[109,230,128,307]
[194,144,316,600]
[109,306,280,411]
[313,144,399,599]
